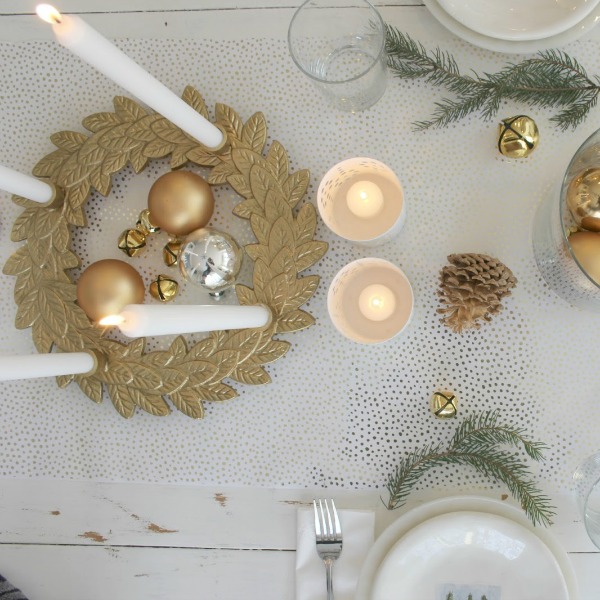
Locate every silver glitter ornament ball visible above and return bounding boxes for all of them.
[178,227,243,295]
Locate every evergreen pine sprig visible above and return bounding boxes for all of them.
[385,27,600,130]
[384,410,556,527]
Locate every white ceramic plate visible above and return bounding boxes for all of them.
[356,496,579,600]
[424,0,600,53]
[437,0,600,41]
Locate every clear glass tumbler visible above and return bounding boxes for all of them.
[573,452,600,548]
[287,0,388,112]
[532,128,600,311]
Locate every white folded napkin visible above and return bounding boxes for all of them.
[296,506,375,600]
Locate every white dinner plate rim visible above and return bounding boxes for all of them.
[436,0,600,42]
[424,0,600,53]
[355,495,579,600]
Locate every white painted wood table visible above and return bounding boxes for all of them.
[0,1,599,599]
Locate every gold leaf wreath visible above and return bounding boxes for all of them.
[3,87,328,419]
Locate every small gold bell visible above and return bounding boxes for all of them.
[163,240,183,267]
[430,390,458,419]
[118,228,147,257]
[136,209,161,235]
[149,274,179,302]
[498,115,539,158]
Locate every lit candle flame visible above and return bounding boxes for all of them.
[36,4,62,25]
[98,314,126,327]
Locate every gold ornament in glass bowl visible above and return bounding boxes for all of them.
[76,259,145,322]
[568,231,600,285]
[566,168,600,232]
[147,170,214,236]
[498,115,539,158]
[149,274,179,302]
[118,228,147,257]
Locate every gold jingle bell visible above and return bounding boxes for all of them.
[498,115,539,158]
[118,228,147,257]
[566,168,600,232]
[163,240,183,267]
[149,274,179,302]
[430,390,458,419]
[136,208,161,235]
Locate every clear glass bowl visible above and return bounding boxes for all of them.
[532,128,600,311]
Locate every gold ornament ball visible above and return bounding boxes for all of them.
[149,274,179,302]
[147,170,214,236]
[430,390,458,419]
[498,115,539,158]
[118,228,147,257]
[163,240,183,267]
[568,231,600,285]
[566,168,600,232]
[136,208,161,235]
[77,259,145,322]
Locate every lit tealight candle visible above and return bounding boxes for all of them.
[346,180,384,218]
[99,304,271,338]
[358,284,396,321]
[36,4,224,149]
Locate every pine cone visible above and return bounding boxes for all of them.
[437,253,517,334]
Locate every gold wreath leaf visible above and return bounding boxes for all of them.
[185,337,216,361]
[195,382,238,402]
[222,328,263,360]
[155,367,188,394]
[65,181,91,210]
[50,131,89,153]
[82,111,122,133]
[140,350,174,368]
[11,195,42,209]
[169,388,205,419]
[232,198,262,219]
[252,259,271,294]
[169,336,188,362]
[13,271,34,304]
[114,96,147,123]
[182,86,209,119]
[77,138,110,162]
[3,246,32,276]
[107,383,136,418]
[101,152,130,177]
[129,147,149,173]
[276,309,315,333]
[57,155,92,189]
[207,160,237,185]
[209,349,239,379]
[32,319,55,353]
[123,336,145,359]
[270,247,295,279]
[186,147,220,167]
[56,373,74,388]
[265,189,292,225]
[125,114,161,142]
[131,389,171,417]
[185,363,221,388]
[249,164,282,209]
[215,103,243,140]
[266,141,290,183]
[241,112,267,153]
[143,138,175,159]
[295,241,329,273]
[295,203,318,245]
[52,219,71,253]
[261,273,290,315]
[75,374,104,404]
[268,216,295,259]
[38,287,69,339]
[283,170,310,209]
[244,243,270,265]
[170,146,191,170]
[33,148,70,178]
[250,213,271,246]
[235,283,258,306]
[89,168,112,197]
[231,148,270,179]
[96,128,135,154]
[287,275,320,310]
[10,208,37,242]
[227,173,253,199]
[15,289,39,329]
[230,363,271,385]
[254,340,290,364]
[151,118,192,146]
[28,237,52,272]
[30,207,62,242]
[62,201,86,227]
[52,248,81,272]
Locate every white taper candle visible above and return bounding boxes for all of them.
[36,5,224,149]
[101,304,271,338]
[0,352,95,382]
[0,164,54,203]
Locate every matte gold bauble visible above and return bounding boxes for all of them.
[77,259,145,322]
[566,168,600,232]
[163,240,183,267]
[430,390,458,419]
[568,231,600,285]
[147,171,214,236]
[136,208,161,235]
[118,228,146,257]
[498,115,539,158]
[149,274,179,302]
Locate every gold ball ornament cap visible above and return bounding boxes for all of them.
[118,228,147,257]
[568,230,600,286]
[498,115,539,158]
[77,259,145,322]
[566,168,600,232]
[430,390,458,419]
[149,274,179,302]
[147,170,215,236]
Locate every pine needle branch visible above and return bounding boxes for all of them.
[385,26,600,130]
[383,410,555,527]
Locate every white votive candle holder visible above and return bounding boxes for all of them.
[317,157,405,246]
[327,258,414,344]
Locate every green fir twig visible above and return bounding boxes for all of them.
[384,410,555,527]
[385,27,600,130]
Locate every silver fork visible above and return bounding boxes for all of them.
[313,498,343,600]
